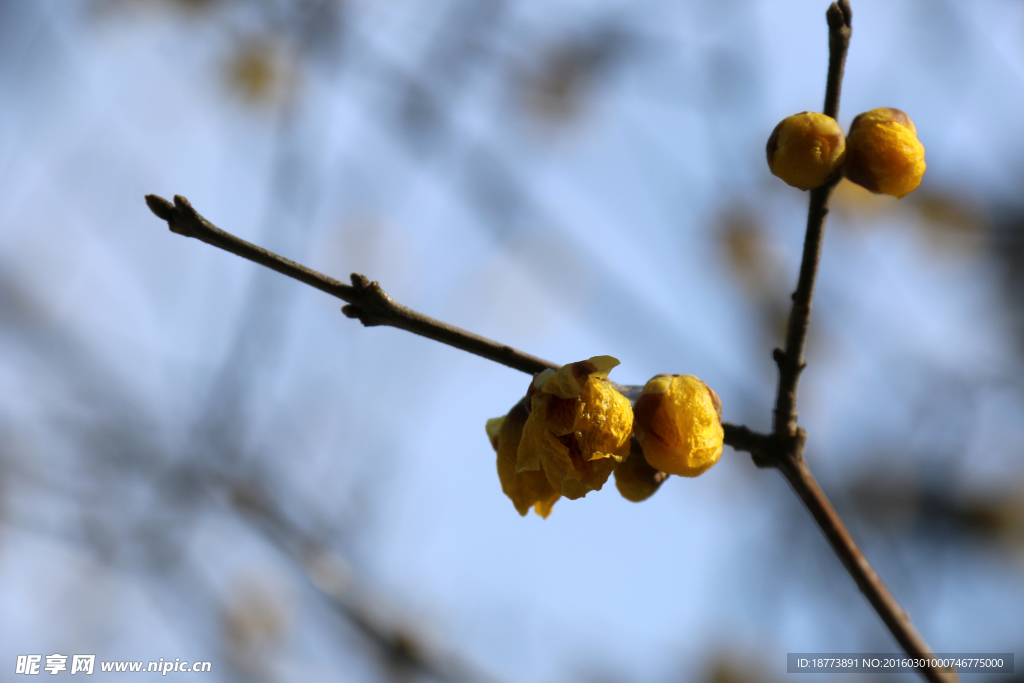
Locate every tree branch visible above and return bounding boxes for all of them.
[145,193,557,376]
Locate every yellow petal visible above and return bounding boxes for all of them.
[496,400,561,516]
[533,368,556,389]
[574,377,633,462]
[583,355,620,379]
[533,497,558,519]
[516,393,548,473]
[540,356,620,398]
[485,416,505,451]
[536,431,616,500]
[574,453,616,496]
[538,431,577,488]
[544,395,578,437]
[540,363,588,399]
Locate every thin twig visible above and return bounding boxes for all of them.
[772,178,838,437]
[145,193,557,376]
[763,4,956,681]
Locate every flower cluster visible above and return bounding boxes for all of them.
[767,108,925,197]
[486,357,724,517]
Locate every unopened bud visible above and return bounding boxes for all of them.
[766,112,847,190]
[843,107,925,198]
[632,374,724,478]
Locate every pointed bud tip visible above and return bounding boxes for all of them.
[144,194,175,221]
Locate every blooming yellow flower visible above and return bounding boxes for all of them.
[766,112,847,190]
[843,107,925,198]
[516,356,633,500]
[632,374,724,477]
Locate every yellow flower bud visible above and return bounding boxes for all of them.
[843,107,925,198]
[613,438,668,503]
[517,356,633,500]
[766,112,847,190]
[487,399,560,518]
[632,374,724,478]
